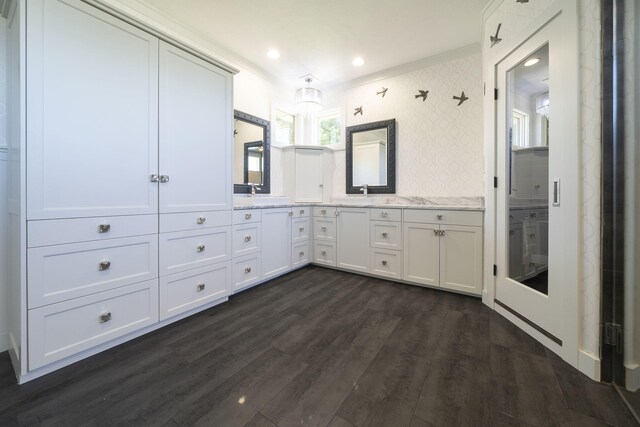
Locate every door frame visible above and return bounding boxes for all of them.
[482,0,580,369]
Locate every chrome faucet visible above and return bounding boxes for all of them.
[251,184,261,195]
[359,184,368,195]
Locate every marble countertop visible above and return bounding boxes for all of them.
[233,196,485,211]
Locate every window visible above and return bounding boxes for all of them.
[317,110,341,146]
[274,110,295,146]
[512,108,529,148]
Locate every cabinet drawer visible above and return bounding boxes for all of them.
[403,209,483,226]
[313,206,336,218]
[370,208,401,222]
[160,210,231,233]
[28,279,159,370]
[28,215,157,248]
[233,223,261,257]
[160,263,231,320]
[159,227,231,276]
[314,241,336,266]
[292,206,310,218]
[233,209,261,224]
[28,236,158,308]
[313,218,336,241]
[233,253,261,292]
[371,249,402,279]
[292,217,311,243]
[370,221,402,250]
[292,241,311,268]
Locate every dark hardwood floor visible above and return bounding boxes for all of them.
[0,266,636,426]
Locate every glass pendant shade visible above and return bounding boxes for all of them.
[536,92,550,117]
[295,79,322,114]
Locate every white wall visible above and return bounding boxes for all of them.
[324,50,483,199]
[0,16,8,352]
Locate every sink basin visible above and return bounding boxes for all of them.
[234,196,291,206]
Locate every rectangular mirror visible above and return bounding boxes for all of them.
[234,110,270,193]
[346,119,396,194]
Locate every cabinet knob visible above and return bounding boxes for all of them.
[437,214,443,220]
[509,230,514,235]
[433,229,439,235]
[289,211,293,217]
[381,212,388,217]
[99,312,112,323]
[382,232,388,238]
[197,244,206,252]
[299,227,304,232]
[159,175,170,183]
[382,260,388,266]
[319,184,324,188]
[98,261,111,271]
[150,174,160,182]
[197,283,206,292]
[197,217,206,224]
[299,251,305,257]
[244,235,252,242]
[321,226,327,232]
[98,224,111,233]
[321,210,326,214]
[335,211,340,216]
[529,234,535,239]
[300,209,305,214]
[245,267,252,274]
[245,213,252,220]
[321,251,327,256]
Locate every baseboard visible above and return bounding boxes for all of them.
[0,332,8,352]
[626,363,640,392]
[578,349,601,381]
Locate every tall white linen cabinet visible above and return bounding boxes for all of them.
[5,0,237,382]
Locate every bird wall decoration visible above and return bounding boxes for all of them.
[353,106,363,116]
[377,87,388,98]
[516,0,529,3]
[453,91,469,106]
[414,90,429,102]
[490,23,502,47]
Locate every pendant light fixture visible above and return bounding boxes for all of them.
[295,76,322,115]
[535,92,550,117]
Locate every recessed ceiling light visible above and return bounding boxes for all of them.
[267,49,280,59]
[352,56,365,67]
[524,58,540,67]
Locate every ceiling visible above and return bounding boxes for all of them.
[140,0,488,87]
[514,44,549,98]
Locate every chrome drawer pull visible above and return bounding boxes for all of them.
[98,261,111,271]
[197,283,206,292]
[150,174,159,182]
[159,175,170,183]
[245,267,252,274]
[245,213,252,220]
[197,244,206,252]
[300,209,305,215]
[197,217,206,224]
[244,235,252,242]
[321,251,327,256]
[381,212,388,217]
[98,224,111,233]
[299,251,305,257]
[382,260,388,266]
[321,227,327,232]
[99,312,112,323]
[437,214,443,220]
[382,232,388,238]
[299,227,304,232]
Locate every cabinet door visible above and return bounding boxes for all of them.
[159,41,232,213]
[336,208,370,272]
[295,149,323,202]
[26,0,159,219]
[261,208,292,279]
[403,223,439,286]
[439,225,483,295]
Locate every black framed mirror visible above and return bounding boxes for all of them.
[346,119,396,194]
[234,110,270,194]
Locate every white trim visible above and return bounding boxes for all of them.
[494,304,563,355]
[626,364,640,392]
[578,349,601,382]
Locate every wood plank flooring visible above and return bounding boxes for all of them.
[0,266,637,426]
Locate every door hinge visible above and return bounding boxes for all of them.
[494,88,498,100]
[604,323,623,353]
[493,176,498,188]
[493,264,497,276]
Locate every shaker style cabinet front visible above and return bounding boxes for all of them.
[336,207,370,273]
[261,208,292,279]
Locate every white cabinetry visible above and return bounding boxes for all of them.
[261,208,293,279]
[284,146,333,203]
[336,207,370,273]
[8,0,236,382]
[370,208,403,279]
[403,209,483,295]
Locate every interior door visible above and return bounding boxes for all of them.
[495,19,567,344]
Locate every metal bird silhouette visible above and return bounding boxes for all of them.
[453,91,469,106]
[490,23,502,47]
[353,106,363,116]
[414,90,429,102]
[377,87,388,98]
[516,0,529,3]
